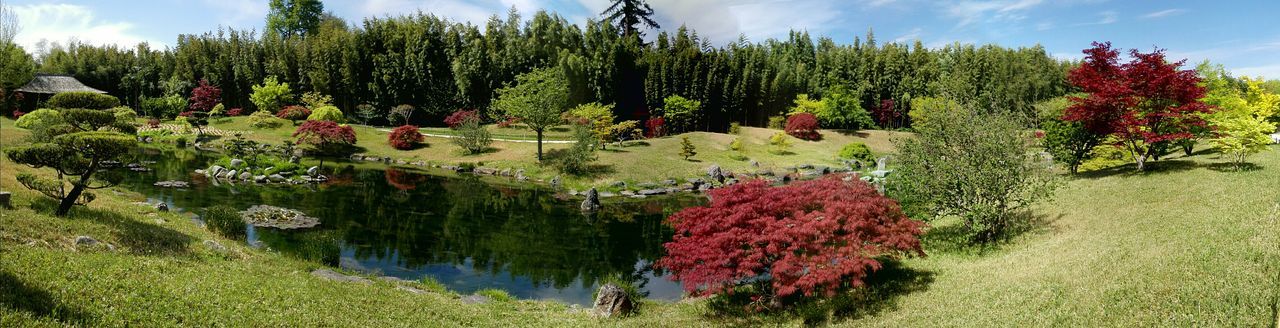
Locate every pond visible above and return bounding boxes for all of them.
[119,148,703,306]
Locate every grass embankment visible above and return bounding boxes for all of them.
[203,117,905,189]
[4,116,1279,326]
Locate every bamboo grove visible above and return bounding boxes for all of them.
[31,9,1076,130]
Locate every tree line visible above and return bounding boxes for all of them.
[29,9,1075,130]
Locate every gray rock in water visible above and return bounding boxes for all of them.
[515,169,528,181]
[350,154,364,161]
[0,191,10,209]
[310,269,372,284]
[636,189,667,196]
[580,188,602,212]
[155,202,169,212]
[307,166,320,177]
[593,283,634,318]
[207,165,225,178]
[229,158,245,168]
[153,181,190,188]
[268,174,287,182]
[253,175,268,184]
[225,170,238,180]
[74,235,99,246]
[461,294,490,305]
[239,172,253,181]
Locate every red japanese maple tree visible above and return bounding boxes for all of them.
[657,176,926,303]
[785,112,821,140]
[444,109,479,129]
[188,79,222,112]
[293,120,356,155]
[387,125,424,150]
[1064,42,1213,171]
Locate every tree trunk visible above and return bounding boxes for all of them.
[536,129,544,161]
[56,183,86,216]
[1135,154,1147,171]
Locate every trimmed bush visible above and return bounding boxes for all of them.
[140,95,187,119]
[388,125,424,150]
[210,103,226,116]
[277,105,311,122]
[307,106,344,122]
[248,110,286,129]
[15,109,62,129]
[767,115,786,129]
[785,112,821,140]
[48,92,120,110]
[838,142,873,164]
[109,107,137,123]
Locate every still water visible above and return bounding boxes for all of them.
[120,148,702,305]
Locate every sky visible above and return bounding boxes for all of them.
[9,0,1280,78]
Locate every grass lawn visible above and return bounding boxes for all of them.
[3,116,1279,326]
[202,117,908,189]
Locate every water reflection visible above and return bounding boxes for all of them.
[123,148,701,305]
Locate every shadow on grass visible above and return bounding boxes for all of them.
[700,261,935,327]
[922,212,1061,255]
[1073,159,1199,180]
[830,129,872,138]
[455,147,499,156]
[30,199,195,257]
[1205,162,1262,172]
[0,271,93,325]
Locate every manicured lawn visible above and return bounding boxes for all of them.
[4,116,1278,326]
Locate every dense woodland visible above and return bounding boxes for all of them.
[25,9,1075,130]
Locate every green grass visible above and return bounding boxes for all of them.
[4,116,1279,326]
[203,117,907,189]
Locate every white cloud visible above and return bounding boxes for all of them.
[12,3,160,51]
[893,27,924,43]
[1232,64,1280,80]
[1072,10,1116,26]
[360,0,506,25]
[942,0,1045,28]
[201,0,269,26]
[645,0,842,44]
[1141,8,1185,19]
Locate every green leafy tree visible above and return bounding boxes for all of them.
[266,0,324,38]
[1206,78,1278,169]
[492,68,570,161]
[354,104,380,125]
[1037,96,1101,174]
[250,76,294,113]
[679,136,696,160]
[307,105,345,122]
[824,85,876,130]
[568,102,617,149]
[894,104,1058,242]
[660,95,701,133]
[5,109,137,216]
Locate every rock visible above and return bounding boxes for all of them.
[155,202,169,212]
[515,169,528,181]
[592,283,634,318]
[395,159,407,165]
[307,166,320,177]
[74,235,99,246]
[798,163,815,169]
[706,165,722,178]
[268,174,287,182]
[289,156,301,164]
[203,240,228,253]
[0,191,10,209]
[636,189,666,196]
[473,167,497,175]
[750,160,760,167]
[153,181,190,188]
[310,269,372,284]
[241,205,321,229]
[253,175,268,183]
[662,179,677,186]
[207,165,226,177]
[499,168,511,176]
[461,294,490,305]
[610,181,627,188]
[620,190,635,196]
[239,172,253,181]
[599,192,616,198]
[229,158,245,168]
[225,170,238,180]
[350,154,364,161]
[550,176,562,189]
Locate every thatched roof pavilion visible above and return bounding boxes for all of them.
[15,74,107,95]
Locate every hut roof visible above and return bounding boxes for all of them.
[15,74,107,94]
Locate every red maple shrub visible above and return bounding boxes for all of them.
[495,115,518,128]
[872,99,900,129]
[785,112,821,140]
[645,116,666,138]
[388,125,424,150]
[178,111,195,117]
[384,168,424,191]
[147,118,161,128]
[227,108,244,116]
[11,110,25,118]
[657,176,926,304]
[444,109,479,129]
[188,79,222,112]
[277,105,311,121]
[293,120,356,155]
[1064,42,1213,171]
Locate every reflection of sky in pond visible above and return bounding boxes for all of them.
[120,147,701,306]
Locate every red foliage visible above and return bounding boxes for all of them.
[178,111,195,117]
[657,176,926,300]
[785,112,821,140]
[148,118,161,128]
[495,115,518,128]
[188,79,222,112]
[444,109,479,129]
[12,110,25,118]
[385,168,425,191]
[293,120,356,151]
[645,116,666,138]
[1064,42,1213,169]
[388,125,424,150]
[277,105,311,121]
[872,99,900,129]
[227,108,244,116]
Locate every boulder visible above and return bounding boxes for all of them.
[610,181,627,188]
[515,169,528,181]
[289,156,301,164]
[203,240,228,253]
[229,158,245,168]
[662,179,677,186]
[0,191,10,209]
[581,187,604,212]
[307,166,320,177]
[750,160,760,167]
[636,189,667,196]
[550,176,562,189]
[74,235,99,247]
[224,170,238,180]
[310,269,372,284]
[592,283,634,318]
[239,172,253,181]
[254,175,268,184]
[268,174,287,182]
[706,165,722,178]
[155,202,169,212]
[350,154,364,161]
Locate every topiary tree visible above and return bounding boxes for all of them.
[47,91,120,110]
[894,104,1058,243]
[5,109,137,216]
[300,91,333,109]
[492,67,570,161]
[307,105,344,123]
[14,108,61,129]
[452,114,492,155]
[657,176,926,307]
[388,125,424,150]
[293,120,356,156]
[187,79,222,113]
[837,142,874,164]
[354,104,379,125]
[109,107,137,123]
[250,76,293,113]
[248,110,286,129]
[785,112,821,140]
[679,136,696,160]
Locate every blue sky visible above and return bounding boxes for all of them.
[11,0,1280,78]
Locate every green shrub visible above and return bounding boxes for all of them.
[109,107,137,123]
[728,122,741,134]
[548,124,598,174]
[767,115,786,129]
[307,105,344,122]
[729,137,743,152]
[248,110,286,129]
[174,116,193,133]
[47,91,120,109]
[210,103,226,116]
[140,95,188,119]
[768,131,791,154]
[15,108,61,129]
[838,142,874,164]
[250,76,293,113]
